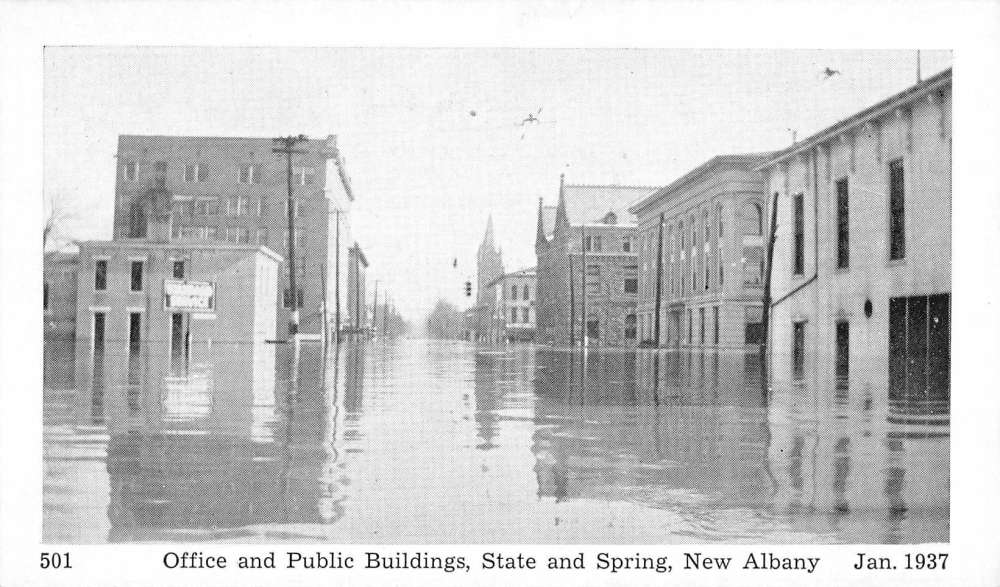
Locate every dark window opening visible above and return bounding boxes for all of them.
[713,306,720,345]
[890,294,950,407]
[624,278,638,294]
[836,178,849,269]
[889,158,906,260]
[283,288,305,309]
[94,260,107,291]
[699,307,705,344]
[43,282,49,311]
[128,312,142,385]
[625,314,637,340]
[793,193,805,275]
[173,260,185,279]
[130,260,143,291]
[792,321,806,379]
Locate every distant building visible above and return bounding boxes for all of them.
[486,267,537,342]
[629,152,774,348]
[74,240,282,389]
[535,177,656,347]
[470,217,505,342]
[111,134,356,340]
[759,68,951,402]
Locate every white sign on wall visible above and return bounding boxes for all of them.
[164,279,215,312]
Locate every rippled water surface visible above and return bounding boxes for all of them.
[43,338,948,543]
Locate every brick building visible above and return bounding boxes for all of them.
[535,177,656,347]
[629,152,774,349]
[759,68,951,405]
[111,134,358,340]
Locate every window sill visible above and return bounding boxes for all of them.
[887,257,907,268]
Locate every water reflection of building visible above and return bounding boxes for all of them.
[70,334,362,541]
[530,348,948,542]
[761,69,951,407]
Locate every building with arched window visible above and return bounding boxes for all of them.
[628,152,773,349]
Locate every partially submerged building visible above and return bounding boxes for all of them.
[629,152,774,349]
[759,68,951,404]
[535,177,656,347]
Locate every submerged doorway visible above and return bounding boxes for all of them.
[889,293,950,404]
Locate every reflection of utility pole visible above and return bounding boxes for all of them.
[568,253,575,347]
[273,134,309,337]
[580,226,587,348]
[760,190,779,398]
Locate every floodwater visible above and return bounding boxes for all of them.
[43,338,948,544]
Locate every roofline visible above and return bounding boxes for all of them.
[757,67,952,170]
[563,183,660,191]
[78,240,284,263]
[628,152,775,214]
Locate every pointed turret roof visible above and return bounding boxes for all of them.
[554,173,569,229]
[535,197,547,248]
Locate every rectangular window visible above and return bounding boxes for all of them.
[43,282,49,311]
[687,309,693,343]
[592,235,602,252]
[256,227,269,246]
[180,225,204,240]
[523,285,530,300]
[205,226,219,240]
[624,278,638,294]
[285,199,304,219]
[523,307,531,324]
[889,294,950,404]
[155,161,167,174]
[238,227,251,244]
[93,311,106,375]
[889,158,906,260]
[128,312,142,385]
[625,314,637,340]
[123,161,137,181]
[293,166,316,185]
[170,312,185,375]
[511,307,518,323]
[835,320,849,380]
[622,238,631,252]
[792,321,806,379]
[511,285,517,299]
[239,163,265,184]
[173,260,185,279]
[283,288,305,309]
[793,192,805,275]
[583,235,592,252]
[713,306,720,345]
[130,260,143,292]
[94,260,107,291]
[836,178,849,269]
[699,307,705,344]
[195,197,220,216]
[184,163,207,182]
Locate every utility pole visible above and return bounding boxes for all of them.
[916,49,922,83]
[273,134,309,337]
[333,209,341,343]
[372,280,379,339]
[580,226,587,348]
[568,254,575,347]
[760,190,780,397]
[653,212,665,347]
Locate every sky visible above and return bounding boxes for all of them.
[43,48,951,323]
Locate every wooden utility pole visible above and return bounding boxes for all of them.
[580,226,587,348]
[273,134,309,337]
[653,212,665,347]
[760,191,780,396]
[568,254,576,347]
[333,208,341,343]
[320,262,328,349]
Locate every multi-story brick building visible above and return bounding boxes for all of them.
[486,267,537,342]
[629,152,774,349]
[535,177,656,347]
[111,134,360,340]
[759,68,951,405]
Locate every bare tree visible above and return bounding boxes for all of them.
[43,197,77,250]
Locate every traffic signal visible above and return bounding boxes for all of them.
[464,280,472,297]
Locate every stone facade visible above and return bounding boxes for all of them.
[760,68,951,405]
[487,267,537,342]
[111,134,356,340]
[629,153,774,349]
[535,178,655,347]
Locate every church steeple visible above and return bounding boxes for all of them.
[554,173,569,230]
[535,196,547,249]
[480,214,496,253]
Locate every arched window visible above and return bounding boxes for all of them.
[740,201,763,236]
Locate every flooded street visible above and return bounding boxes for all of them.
[43,339,948,544]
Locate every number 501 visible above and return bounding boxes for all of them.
[40,552,72,569]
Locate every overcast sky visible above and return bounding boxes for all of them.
[44,48,951,322]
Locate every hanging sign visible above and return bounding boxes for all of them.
[164,279,215,312]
